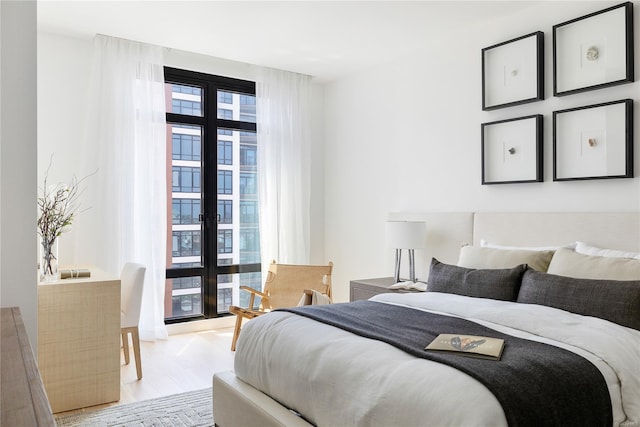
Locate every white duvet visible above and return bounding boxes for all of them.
[234,292,640,427]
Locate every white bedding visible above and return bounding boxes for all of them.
[234,292,640,427]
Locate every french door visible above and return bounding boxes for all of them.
[163,67,261,322]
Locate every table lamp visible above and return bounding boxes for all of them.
[386,220,427,284]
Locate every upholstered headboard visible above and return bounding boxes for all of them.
[473,212,640,252]
[387,212,640,281]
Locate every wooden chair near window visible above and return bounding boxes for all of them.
[229,260,333,351]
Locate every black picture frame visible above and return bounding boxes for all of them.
[553,2,634,96]
[553,99,633,181]
[481,114,543,185]
[482,32,544,111]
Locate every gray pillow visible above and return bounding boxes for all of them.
[427,258,526,301]
[517,268,640,331]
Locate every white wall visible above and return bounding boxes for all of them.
[323,1,640,301]
[1,0,38,345]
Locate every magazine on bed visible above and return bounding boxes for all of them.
[425,334,505,360]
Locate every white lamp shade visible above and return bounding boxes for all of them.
[386,221,427,249]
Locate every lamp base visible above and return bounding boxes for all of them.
[393,248,417,283]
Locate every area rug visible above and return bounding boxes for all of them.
[55,387,213,427]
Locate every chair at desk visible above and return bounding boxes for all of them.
[121,263,146,380]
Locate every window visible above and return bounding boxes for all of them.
[172,230,201,257]
[172,166,201,193]
[172,132,201,161]
[218,200,232,224]
[239,95,256,123]
[218,170,232,195]
[240,201,258,224]
[218,140,233,165]
[218,229,233,254]
[218,108,233,120]
[172,99,202,116]
[172,199,201,225]
[164,67,260,322]
[218,91,232,104]
[240,144,256,166]
[239,172,257,195]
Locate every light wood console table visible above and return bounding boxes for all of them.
[37,270,121,413]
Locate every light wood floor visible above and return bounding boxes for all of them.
[56,326,235,417]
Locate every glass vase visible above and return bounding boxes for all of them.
[40,238,59,282]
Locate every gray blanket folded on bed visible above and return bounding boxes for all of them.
[279,300,612,427]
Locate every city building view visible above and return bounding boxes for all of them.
[164,80,261,320]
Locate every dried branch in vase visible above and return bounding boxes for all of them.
[37,155,96,279]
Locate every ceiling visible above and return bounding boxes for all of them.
[37,1,539,82]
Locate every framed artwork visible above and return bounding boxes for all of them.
[481,115,543,185]
[553,99,633,181]
[482,32,544,111]
[553,2,634,96]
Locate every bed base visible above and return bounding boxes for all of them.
[213,371,313,427]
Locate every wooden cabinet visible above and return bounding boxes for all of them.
[350,277,421,301]
[1,307,55,426]
[37,271,120,413]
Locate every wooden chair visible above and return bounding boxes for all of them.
[229,260,333,351]
[121,262,146,380]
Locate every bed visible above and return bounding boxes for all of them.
[213,212,640,427]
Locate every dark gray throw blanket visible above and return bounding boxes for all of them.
[278,301,612,427]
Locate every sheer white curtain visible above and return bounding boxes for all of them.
[256,67,312,270]
[80,35,168,340]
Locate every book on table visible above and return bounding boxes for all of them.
[425,334,505,360]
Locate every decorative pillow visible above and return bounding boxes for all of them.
[427,258,526,301]
[480,240,576,251]
[575,241,640,260]
[547,248,640,280]
[518,268,640,331]
[458,245,554,272]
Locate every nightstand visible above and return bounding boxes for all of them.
[350,277,422,301]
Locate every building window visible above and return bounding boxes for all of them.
[240,144,257,166]
[172,276,201,289]
[172,99,202,116]
[240,201,258,224]
[217,288,233,313]
[239,172,257,195]
[172,133,201,161]
[172,166,201,193]
[218,229,233,254]
[172,84,201,96]
[218,200,232,224]
[218,170,232,195]
[218,140,232,165]
[218,91,232,104]
[173,230,201,257]
[172,294,202,317]
[218,108,233,120]
[239,95,256,123]
[172,199,201,225]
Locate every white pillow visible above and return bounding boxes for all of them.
[480,240,576,251]
[547,248,640,280]
[458,245,555,272]
[575,241,640,260]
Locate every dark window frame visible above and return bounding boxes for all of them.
[165,66,259,323]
